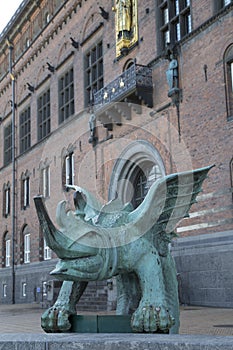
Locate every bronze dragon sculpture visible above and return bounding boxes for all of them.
[34,165,213,333]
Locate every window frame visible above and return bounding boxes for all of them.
[42,281,47,297]
[158,0,192,52]
[22,282,27,297]
[19,106,31,154]
[3,184,10,218]
[44,238,52,260]
[214,0,232,13]
[223,0,232,7]
[230,158,233,202]
[37,89,51,140]
[131,163,163,208]
[24,233,30,264]
[84,41,104,106]
[21,175,30,210]
[3,284,7,297]
[58,67,75,124]
[42,166,50,198]
[65,153,75,186]
[224,44,233,120]
[5,239,11,267]
[4,122,12,166]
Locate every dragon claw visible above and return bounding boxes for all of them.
[131,304,174,333]
[41,305,74,333]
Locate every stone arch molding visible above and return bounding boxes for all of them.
[108,140,165,204]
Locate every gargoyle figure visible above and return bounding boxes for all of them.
[34,165,213,334]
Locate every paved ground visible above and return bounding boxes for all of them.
[0,303,232,336]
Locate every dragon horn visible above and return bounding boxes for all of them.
[34,196,97,259]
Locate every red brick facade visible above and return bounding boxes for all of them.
[0,0,232,307]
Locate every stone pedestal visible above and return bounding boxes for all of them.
[0,334,233,350]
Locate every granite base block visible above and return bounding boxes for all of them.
[0,334,233,350]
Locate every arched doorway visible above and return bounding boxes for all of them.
[109,140,165,208]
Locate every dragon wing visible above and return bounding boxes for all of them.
[128,165,214,238]
[35,165,214,254]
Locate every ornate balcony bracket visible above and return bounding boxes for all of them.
[93,64,153,127]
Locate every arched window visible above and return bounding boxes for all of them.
[21,225,30,264]
[2,232,10,268]
[44,12,51,25]
[25,38,30,49]
[39,159,51,198]
[131,164,162,208]
[213,0,232,13]
[109,140,165,207]
[21,170,30,210]
[123,59,135,72]
[224,44,233,120]
[2,182,10,218]
[230,157,233,202]
[61,146,75,190]
[44,238,52,260]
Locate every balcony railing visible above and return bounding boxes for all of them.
[93,64,153,114]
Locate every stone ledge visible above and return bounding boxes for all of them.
[0,334,233,350]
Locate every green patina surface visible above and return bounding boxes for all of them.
[70,315,132,333]
[34,165,214,334]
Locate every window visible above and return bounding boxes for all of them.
[224,44,233,120]
[5,239,10,267]
[158,0,192,51]
[224,0,232,6]
[44,12,50,24]
[22,282,27,297]
[4,122,12,166]
[214,0,232,12]
[108,141,165,207]
[38,89,51,140]
[44,238,52,260]
[2,232,10,268]
[20,106,31,154]
[230,158,233,201]
[58,68,74,123]
[3,284,7,297]
[24,233,30,263]
[25,38,30,49]
[21,173,30,210]
[42,281,47,297]
[132,164,162,208]
[65,153,75,186]
[3,183,10,218]
[24,177,30,208]
[85,42,103,106]
[42,166,50,198]
[133,168,148,208]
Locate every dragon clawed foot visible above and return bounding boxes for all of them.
[131,304,175,333]
[41,305,75,333]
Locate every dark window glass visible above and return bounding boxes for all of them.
[158,0,192,52]
[20,107,31,154]
[38,89,51,140]
[132,164,162,208]
[3,184,10,218]
[224,45,233,120]
[21,175,30,210]
[58,68,74,124]
[84,41,104,106]
[4,122,12,166]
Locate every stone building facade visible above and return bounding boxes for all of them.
[0,0,232,309]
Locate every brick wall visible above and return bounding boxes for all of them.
[0,0,232,308]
